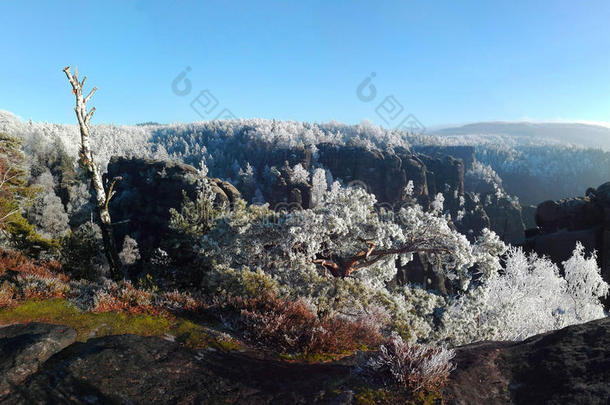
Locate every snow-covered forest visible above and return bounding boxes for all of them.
[2,110,609,206]
[1,108,608,398]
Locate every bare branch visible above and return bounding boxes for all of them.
[63,65,123,279]
[104,176,122,210]
[85,107,96,125]
[313,238,452,278]
[84,87,97,104]
[63,66,78,91]
[0,166,17,190]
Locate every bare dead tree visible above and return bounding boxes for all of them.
[62,66,123,280]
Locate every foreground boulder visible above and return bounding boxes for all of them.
[0,323,76,396]
[445,316,610,405]
[2,318,609,404]
[3,333,353,404]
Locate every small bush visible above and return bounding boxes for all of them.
[60,221,107,280]
[361,333,455,393]
[0,248,64,280]
[91,281,159,315]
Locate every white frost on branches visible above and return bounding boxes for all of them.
[439,243,608,345]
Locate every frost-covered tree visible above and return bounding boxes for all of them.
[25,171,69,239]
[198,182,492,339]
[290,163,309,184]
[311,168,327,207]
[0,133,57,255]
[205,183,474,284]
[119,235,140,266]
[562,243,609,320]
[438,244,609,345]
[0,134,29,228]
[27,190,69,240]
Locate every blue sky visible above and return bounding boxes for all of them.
[2,0,610,127]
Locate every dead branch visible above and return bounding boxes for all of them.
[313,239,452,278]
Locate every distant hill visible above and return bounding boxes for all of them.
[431,121,610,150]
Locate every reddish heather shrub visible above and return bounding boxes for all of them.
[92,290,130,313]
[0,248,67,281]
[226,292,383,355]
[0,281,16,308]
[91,281,162,315]
[161,290,208,313]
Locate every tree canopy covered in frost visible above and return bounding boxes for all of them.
[438,243,608,344]
[195,177,608,343]
[3,110,608,201]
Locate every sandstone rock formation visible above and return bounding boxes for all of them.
[524,181,610,286]
[106,156,241,260]
[2,329,353,404]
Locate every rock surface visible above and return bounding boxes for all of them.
[0,323,77,396]
[524,181,610,287]
[2,319,609,404]
[444,316,610,405]
[3,333,354,404]
[106,156,241,260]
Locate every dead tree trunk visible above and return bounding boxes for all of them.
[62,66,123,280]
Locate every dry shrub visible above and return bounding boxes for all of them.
[0,281,16,308]
[19,275,69,301]
[362,333,455,393]
[0,249,69,305]
[0,248,67,281]
[92,290,130,313]
[226,292,383,355]
[161,290,208,312]
[92,281,161,315]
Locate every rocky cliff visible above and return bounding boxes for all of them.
[253,144,525,245]
[524,181,610,287]
[444,316,610,405]
[106,156,241,260]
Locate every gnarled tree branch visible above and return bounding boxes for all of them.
[314,239,452,278]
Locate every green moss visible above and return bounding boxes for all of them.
[0,299,241,350]
[279,351,355,363]
[172,318,242,350]
[352,387,443,405]
[411,390,443,405]
[355,388,391,404]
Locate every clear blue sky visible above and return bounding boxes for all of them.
[2,0,610,127]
